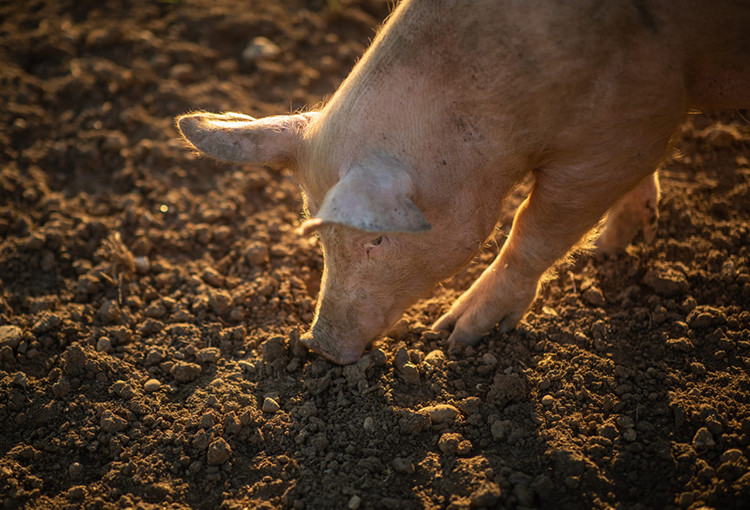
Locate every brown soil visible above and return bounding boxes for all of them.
[2,1,750,509]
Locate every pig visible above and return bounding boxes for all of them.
[178,0,750,364]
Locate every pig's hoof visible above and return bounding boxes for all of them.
[431,312,456,334]
[433,303,525,346]
[432,313,484,346]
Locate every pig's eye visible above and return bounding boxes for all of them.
[364,236,383,253]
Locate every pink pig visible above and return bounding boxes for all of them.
[178,0,750,364]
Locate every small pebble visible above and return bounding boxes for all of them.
[368,348,387,367]
[394,347,409,368]
[96,337,113,353]
[693,427,715,450]
[0,346,14,363]
[242,36,281,62]
[144,349,163,366]
[617,416,635,429]
[363,417,375,432]
[458,397,481,415]
[262,397,280,413]
[423,349,446,367]
[408,349,424,365]
[286,358,300,372]
[583,286,606,307]
[541,395,555,407]
[134,256,150,273]
[202,267,225,287]
[98,300,121,323]
[482,353,498,365]
[678,492,694,508]
[392,457,415,474]
[398,362,421,385]
[144,379,161,393]
[347,495,362,510]
[623,429,637,442]
[12,372,28,388]
[143,301,167,319]
[69,462,83,479]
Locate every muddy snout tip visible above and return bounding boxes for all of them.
[300,330,362,365]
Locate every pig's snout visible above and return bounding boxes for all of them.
[300,316,366,365]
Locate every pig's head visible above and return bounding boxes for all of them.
[177,111,484,364]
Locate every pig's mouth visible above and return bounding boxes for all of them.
[300,316,368,365]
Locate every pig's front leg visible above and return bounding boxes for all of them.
[432,165,659,345]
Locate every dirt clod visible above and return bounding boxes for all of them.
[470,481,502,508]
[171,361,202,383]
[0,326,22,350]
[207,438,232,465]
[422,404,460,424]
[100,411,127,433]
[643,267,690,296]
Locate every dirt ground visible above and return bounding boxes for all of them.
[1,1,750,509]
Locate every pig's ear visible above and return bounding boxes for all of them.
[299,157,431,235]
[176,111,316,167]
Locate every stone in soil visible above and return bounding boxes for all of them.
[262,397,280,413]
[171,362,202,383]
[207,438,232,465]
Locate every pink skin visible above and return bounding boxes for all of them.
[300,231,407,364]
[597,173,661,253]
[178,0,750,364]
[299,219,483,364]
